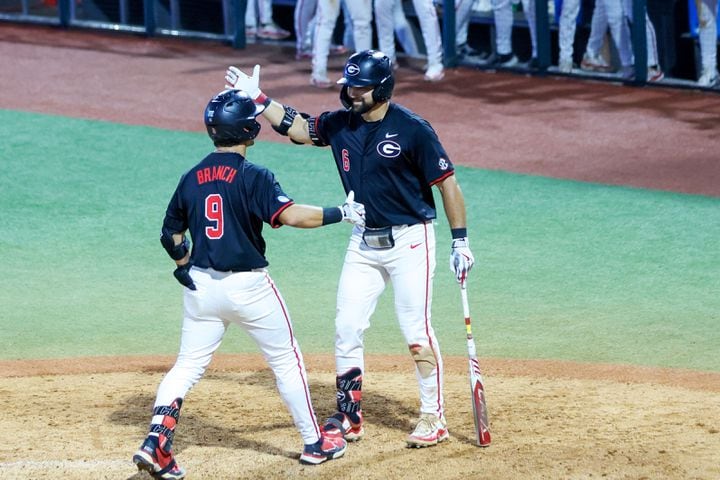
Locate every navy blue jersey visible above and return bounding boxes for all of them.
[312,103,454,228]
[162,152,294,271]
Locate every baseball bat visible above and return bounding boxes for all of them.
[460,280,491,447]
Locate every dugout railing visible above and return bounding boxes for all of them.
[0,0,715,91]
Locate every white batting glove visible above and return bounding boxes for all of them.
[450,237,475,283]
[340,190,366,228]
[225,65,263,102]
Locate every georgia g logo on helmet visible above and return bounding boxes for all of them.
[346,63,360,76]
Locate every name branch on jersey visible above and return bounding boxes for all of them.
[197,165,237,185]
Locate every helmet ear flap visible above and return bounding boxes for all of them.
[340,84,352,110]
[244,120,262,140]
[372,75,394,103]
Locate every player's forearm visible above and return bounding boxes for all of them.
[262,99,312,144]
[263,100,289,126]
[279,204,324,228]
[437,176,468,231]
[171,232,191,266]
[280,204,347,228]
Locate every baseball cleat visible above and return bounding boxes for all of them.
[558,60,573,73]
[647,65,664,83]
[406,413,449,448]
[330,44,349,56]
[423,67,445,82]
[494,52,519,68]
[698,68,719,87]
[580,52,613,73]
[133,436,186,479]
[299,435,347,465]
[424,64,445,82]
[256,22,291,40]
[323,411,365,441]
[310,75,333,89]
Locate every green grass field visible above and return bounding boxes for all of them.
[2,110,718,371]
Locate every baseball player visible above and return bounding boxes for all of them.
[696,0,719,86]
[375,0,445,81]
[620,0,663,81]
[579,0,614,72]
[294,0,350,60]
[245,0,291,40]
[558,0,582,72]
[487,0,536,66]
[433,0,477,57]
[310,0,373,88]
[132,89,366,479]
[579,0,663,81]
[391,0,421,58]
[225,50,475,447]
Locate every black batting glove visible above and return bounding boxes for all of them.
[173,264,196,290]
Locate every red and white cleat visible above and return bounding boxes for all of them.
[299,435,347,465]
[406,413,449,448]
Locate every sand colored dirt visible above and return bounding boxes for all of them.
[1,24,719,479]
[0,355,719,480]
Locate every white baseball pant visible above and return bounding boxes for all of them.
[334,222,445,417]
[245,0,274,28]
[622,0,660,67]
[376,0,443,69]
[697,0,718,74]
[312,0,372,80]
[491,0,536,57]
[153,267,322,445]
[455,0,477,47]
[294,0,318,54]
[394,0,420,57]
[558,0,581,64]
[584,0,632,67]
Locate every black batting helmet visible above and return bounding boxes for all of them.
[338,50,395,109]
[204,89,265,146]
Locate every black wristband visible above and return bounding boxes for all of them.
[261,96,272,108]
[451,228,467,239]
[307,117,327,146]
[322,207,342,225]
[272,105,298,136]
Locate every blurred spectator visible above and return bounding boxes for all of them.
[558,0,581,72]
[580,0,615,72]
[295,0,317,56]
[373,0,422,66]
[696,0,719,86]
[579,0,662,82]
[246,0,291,40]
[294,0,349,60]
[311,0,373,88]
[392,0,421,58]
[434,0,480,58]
[621,0,663,81]
[376,0,445,81]
[485,0,537,67]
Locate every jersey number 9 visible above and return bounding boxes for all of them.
[205,194,224,239]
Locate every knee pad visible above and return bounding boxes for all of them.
[409,344,437,378]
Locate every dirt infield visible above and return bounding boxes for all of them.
[0,355,719,479]
[1,23,720,479]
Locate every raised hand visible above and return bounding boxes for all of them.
[225,65,262,101]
